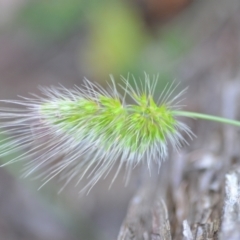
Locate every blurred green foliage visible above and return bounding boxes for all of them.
[19,0,89,39]
[15,0,191,85]
[83,2,148,79]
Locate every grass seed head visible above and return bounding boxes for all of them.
[0,75,193,193]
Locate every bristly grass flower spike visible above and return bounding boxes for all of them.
[1,74,240,194]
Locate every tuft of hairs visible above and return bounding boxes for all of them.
[0,75,193,193]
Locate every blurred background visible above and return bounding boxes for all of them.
[0,0,240,239]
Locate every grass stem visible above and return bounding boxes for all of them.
[172,111,240,127]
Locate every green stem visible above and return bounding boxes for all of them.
[172,111,240,127]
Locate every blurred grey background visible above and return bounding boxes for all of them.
[0,0,240,239]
